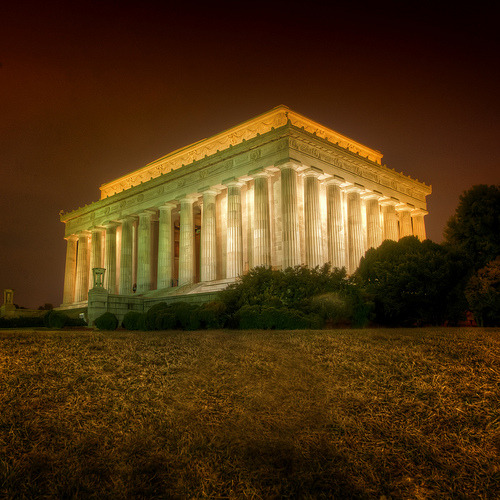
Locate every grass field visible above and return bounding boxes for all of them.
[0,328,499,499]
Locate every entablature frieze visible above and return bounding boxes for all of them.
[61,124,431,238]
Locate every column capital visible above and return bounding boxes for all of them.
[101,220,119,229]
[411,208,428,216]
[77,230,91,237]
[379,197,399,207]
[118,215,137,224]
[361,190,384,201]
[395,203,412,212]
[224,179,245,189]
[345,184,365,195]
[302,167,323,178]
[65,234,79,242]
[138,208,156,216]
[252,170,271,180]
[198,187,221,196]
[179,194,199,204]
[324,176,345,187]
[275,158,303,171]
[158,202,177,213]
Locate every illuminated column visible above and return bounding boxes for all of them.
[226,182,244,278]
[279,163,301,268]
[157,203,175,289]
[104,223,118,294]
[382,202,399,241]
[200,190,218,282]
[179,196,196,286]
[62,235,78,304]
[119,216,134,295]
[326,180,346,269]
[347,187,365,273]
[397,205,413,238]
[75,231,90,302]
[365,195,383,249]
[253,173,271,267]
[411,209,428,240]
[303,169,323,268]
[137,210,154,293]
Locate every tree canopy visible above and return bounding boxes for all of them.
[356,236,469,326]
[465,257,500,326]
[444,184,500,270]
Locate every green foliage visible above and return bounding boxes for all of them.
[356,236,469,326]
[465,257,500,326]
[220,264,370,328]
[94,312,119,331]
[43,310,69,329]
[235,305,322,330]
[444,184,500,270]
[221,264,349,313]
[0,316,45,328]
[198,301,227,329]
[143,302,207,331]
[122,311,146,330]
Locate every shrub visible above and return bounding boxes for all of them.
[43,310,68,329]
[198,301,227,329]
[235,305,323,330]
[310,293,350,325]
[168,302,201,330]
[144,302,170,330]
[0,316,45,328]
[94,312,118,330]
[143,302,202,330]
[122,311,146,330]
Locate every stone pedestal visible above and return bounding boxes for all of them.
[87,287,109,326]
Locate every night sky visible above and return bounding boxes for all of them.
[1,1,499,308]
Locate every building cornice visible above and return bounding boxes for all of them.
[98,105,385,199]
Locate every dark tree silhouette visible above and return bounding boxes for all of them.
[356,236,469,326]
[444,184,500,270]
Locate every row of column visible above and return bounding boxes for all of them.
[63,164,427,304]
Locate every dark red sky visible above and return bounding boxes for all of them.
[1,1,499,308]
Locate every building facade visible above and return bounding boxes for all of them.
[60,106,431,307]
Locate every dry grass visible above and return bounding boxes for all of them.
[0,328,499,499]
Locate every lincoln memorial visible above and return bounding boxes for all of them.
[59,106,431,315]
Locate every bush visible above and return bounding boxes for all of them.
[94,312,118,330]
[198,301,227,329]
[144,302,171,330]
[122,311,146,330]
[43,310,68,329]
[310,293,350,325]
[143,302,202,330]
[0,316,45,328]
[235,305,322,330]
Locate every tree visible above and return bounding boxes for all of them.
[444,185,500,270]
[465,257,500,326]
[356,236,469,326]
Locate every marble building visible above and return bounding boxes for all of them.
[60,105,431,308]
